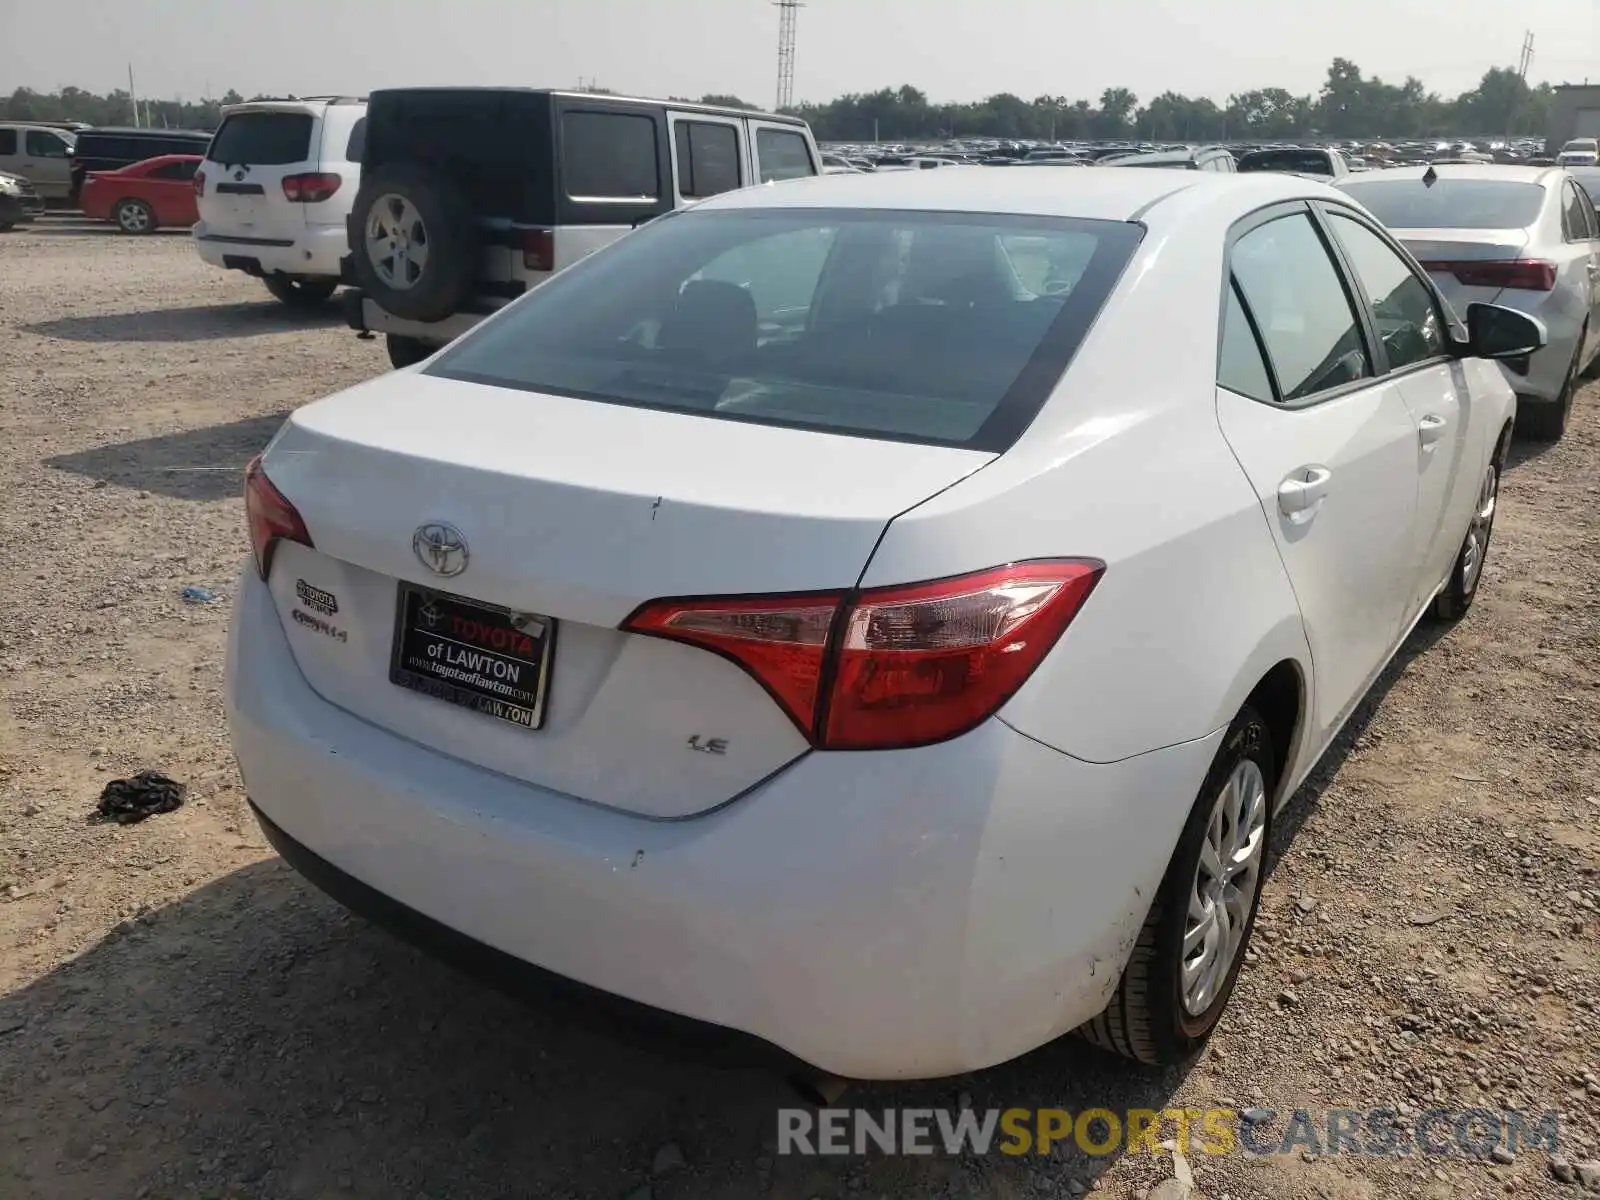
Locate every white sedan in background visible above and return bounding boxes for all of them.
[227,167,1540,1080]
[1338,164,1599,440]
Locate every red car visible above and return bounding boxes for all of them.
[80,154,202,234]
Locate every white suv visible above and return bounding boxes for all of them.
[193,97,366,307]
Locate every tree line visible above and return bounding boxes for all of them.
[1,59,1558,143]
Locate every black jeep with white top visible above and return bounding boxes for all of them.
[342,88,822,368]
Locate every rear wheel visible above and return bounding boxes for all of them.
[114,198,155,235]
[1521,337,1581,442]
[263,275,338,308]
[1082,706,1274,1066]
[385,334,435,369]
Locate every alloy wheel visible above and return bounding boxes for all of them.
[1181,758,1268,1016]
[366,194,429,290]
[1460,462,1498,596]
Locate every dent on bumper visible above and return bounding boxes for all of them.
[226,567,1221,1079]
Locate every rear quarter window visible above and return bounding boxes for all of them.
[561,111,659,200]
[756,128,816,182]
[207,112,314,165]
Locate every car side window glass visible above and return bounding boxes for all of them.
[1327,212,1447,369]
[673,121,741,199]
[345,117,367,164]
[1231,212,1372,401]
[0,129,16,155]
[1578,184,1600,239]
[1219,279,1275,401]
[561,111,659,201]
[25,130,67,158]
[1563,182,1590,242]
[151,160,198,181]
[755,128,816,182]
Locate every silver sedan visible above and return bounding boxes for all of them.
[1338,164,1600,441]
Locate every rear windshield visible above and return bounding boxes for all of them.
[428,208,1142,451]
[207,112,314,165]
[1238,149,1334,175]
[1338,178,1546,229]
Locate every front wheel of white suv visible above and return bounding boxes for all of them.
[1082,705,1274,1066]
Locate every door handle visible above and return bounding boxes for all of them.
[1277,466,1332,517]
[1417,413,1448,447]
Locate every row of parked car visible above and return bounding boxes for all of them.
[3,96,1593,441]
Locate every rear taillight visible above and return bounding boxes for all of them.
[1420,259,1557,291]
[194,168,206,197]
[244,455,312,580]
[282,172,342,203]
[623,560,1104,750]
[520,228,554,272]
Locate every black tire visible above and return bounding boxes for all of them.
[1520,337,1581,442]
[1433,426,1508,621]
[263,275,338,308]
[349,164,478,323]
[114,198,156,235]
[1081,706,1275,1066]
[0,221,15,233]
[386,334,436,369]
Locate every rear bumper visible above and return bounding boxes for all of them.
[0,193,41,222]
[341,290,487,345]
[227,565,1222,1079]
[193,221,347,278]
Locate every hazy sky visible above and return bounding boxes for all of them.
[3,0,1598,107]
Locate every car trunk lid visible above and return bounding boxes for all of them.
[258,373,992,818]
[1393,226,1532,313]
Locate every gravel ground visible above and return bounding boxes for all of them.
[0,215,1597,1200]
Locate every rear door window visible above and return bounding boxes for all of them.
[149,159,199,181]
[673,121,741,199]
[207,112,314,165]
[755,128,816,182]
[561,111,659,200]
[428,208,1142,450]
[1562,181,1595,240]
[0,129,16,155]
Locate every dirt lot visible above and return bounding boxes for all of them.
[1,215,1597,1200]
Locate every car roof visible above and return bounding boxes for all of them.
[79,127,212,138]
[690,165,1335,223]
[1337,164,1559,187]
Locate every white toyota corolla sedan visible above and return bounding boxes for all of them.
[227,167,1541,1080]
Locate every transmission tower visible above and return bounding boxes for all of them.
[774,0,803,111]
[1517,30,1534,80]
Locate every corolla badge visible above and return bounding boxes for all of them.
[413,523,469,577]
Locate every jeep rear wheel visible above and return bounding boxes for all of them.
[350,164,478,323]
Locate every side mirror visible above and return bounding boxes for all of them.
[1461,303,1547,359]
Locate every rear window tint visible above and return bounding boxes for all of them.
[1338,178,1545,229]
[1238,150,1334,175]
[428,208,1142,451]
[0,130,15,155]
[561,111,658,200]
[207,112,314,165]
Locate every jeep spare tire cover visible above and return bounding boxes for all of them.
[351,163,479,323]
